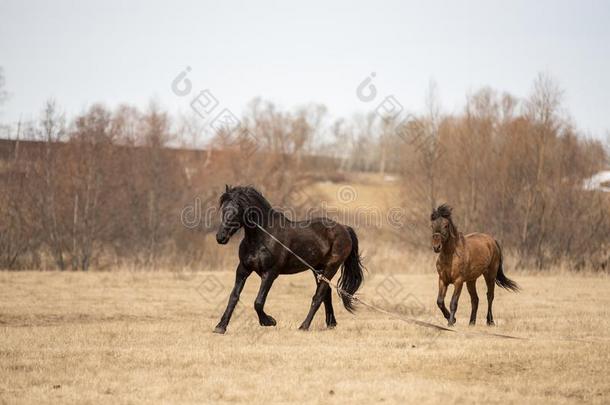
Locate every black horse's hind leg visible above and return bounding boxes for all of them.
[323,287,337,328]
[214,263,251,334]
[254,271,278,327]
[299,264,340,331]
[312,271,337,329]
[299,282,330,331]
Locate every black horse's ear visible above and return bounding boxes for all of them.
[225,184,231,192]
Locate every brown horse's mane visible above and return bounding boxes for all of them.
[431,204,459,238]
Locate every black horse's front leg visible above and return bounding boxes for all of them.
[254,271,278,326]
[214,264,251,334]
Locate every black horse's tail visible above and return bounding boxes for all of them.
[494,241,520,292]
[338,226,365,313]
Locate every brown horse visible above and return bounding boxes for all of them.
[430,204,519,326]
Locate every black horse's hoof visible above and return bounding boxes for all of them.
[260,316,277,327]
[298,324,309,331]
[327,322,337,329]
[469,321,476,326]
[448,319,456,327]
[487,321,495,326]
[213,325,227,334]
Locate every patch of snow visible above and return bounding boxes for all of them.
[583,170,610,192]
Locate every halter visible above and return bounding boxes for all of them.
[432,231,449,243]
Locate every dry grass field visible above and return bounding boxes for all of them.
[0,270,609,404]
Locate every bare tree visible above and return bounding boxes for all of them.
[34,100,68,269]
[400,80,444,211]
[518,73,563,263]
[0,120,39,269]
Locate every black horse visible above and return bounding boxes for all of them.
[213,185,364,334]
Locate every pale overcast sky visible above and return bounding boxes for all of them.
[1,0,609,138]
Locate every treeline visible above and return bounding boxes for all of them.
[0,74,608,271]
[326,75,608,270]
[0,100,333,270]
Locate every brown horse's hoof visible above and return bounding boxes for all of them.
[213,326,227,334]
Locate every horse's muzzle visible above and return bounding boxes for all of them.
[216,233,229,244]
[432,234,443,253]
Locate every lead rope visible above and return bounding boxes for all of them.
[253,223,597,343]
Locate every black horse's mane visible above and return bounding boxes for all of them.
[220,185,273,213]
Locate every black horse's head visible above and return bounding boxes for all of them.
[430,204,455,253]
[216,185,272,244]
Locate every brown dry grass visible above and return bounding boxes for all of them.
[1,270,609,404]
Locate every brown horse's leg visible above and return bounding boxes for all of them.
[254,271,278,327]
[466,280,479,326]
[448,280,463,326]
[436,278,450,321]
[484,274,495,326]
[214,263,252,334]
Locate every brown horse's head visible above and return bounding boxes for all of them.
[430,204,455,253]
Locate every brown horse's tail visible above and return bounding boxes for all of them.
[338,226,365,313]
[494,240,520,292]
